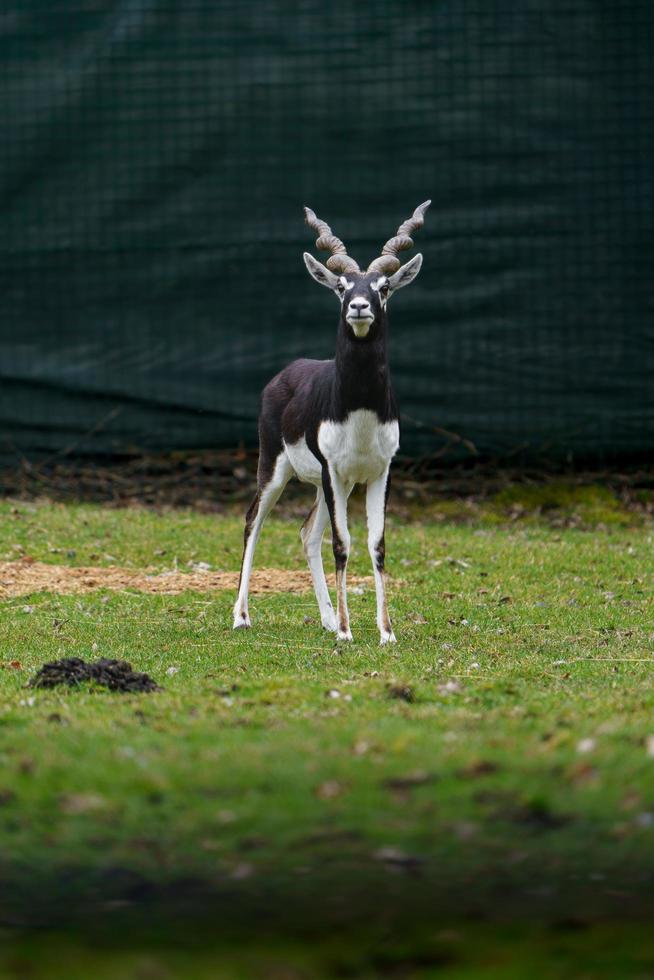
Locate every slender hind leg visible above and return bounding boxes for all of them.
[300,489,337,631]
[233,453,292,629]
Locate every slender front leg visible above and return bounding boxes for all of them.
[366,466,396,645]
[300,489,337,631]
[322,465,352,641]
[233,454,292,629]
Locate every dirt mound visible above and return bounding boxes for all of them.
[29,657,161,693]
[0,559,374,598]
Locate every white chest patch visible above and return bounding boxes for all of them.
[318,411,400,485]
[284,411,399,487]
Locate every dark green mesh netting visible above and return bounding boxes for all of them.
[1,1,652,466]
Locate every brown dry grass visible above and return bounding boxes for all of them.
[0,558,374,598]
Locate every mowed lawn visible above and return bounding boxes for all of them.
[1,487,654,976]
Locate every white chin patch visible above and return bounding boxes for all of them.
[348,319,373,337]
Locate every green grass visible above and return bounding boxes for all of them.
[1,489,654,976]
[3,922,654,979]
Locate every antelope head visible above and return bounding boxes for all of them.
[303,201,430,338]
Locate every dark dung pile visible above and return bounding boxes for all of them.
[29,657,161,693]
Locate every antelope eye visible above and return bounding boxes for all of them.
[380,282,389,295]
[337,283,345,294]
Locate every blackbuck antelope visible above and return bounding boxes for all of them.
[233,201,430,644]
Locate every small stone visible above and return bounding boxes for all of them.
[315,780,344,800]
[372,846,423,871]
[59,793,107,815]
[230,862,253,880]
[438,680,462,695]
[188,560,212,572]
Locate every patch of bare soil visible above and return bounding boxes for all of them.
[0,559,374,598]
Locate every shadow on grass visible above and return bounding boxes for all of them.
[3,869,654,978]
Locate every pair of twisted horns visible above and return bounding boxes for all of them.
[304,200,430,276]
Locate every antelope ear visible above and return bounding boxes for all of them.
[388,253,423,292]
[303,252,340,291]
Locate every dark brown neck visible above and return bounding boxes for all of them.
[332,314,396,422]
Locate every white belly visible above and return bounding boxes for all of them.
[283,411,399,489]
[283,436,323,486]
